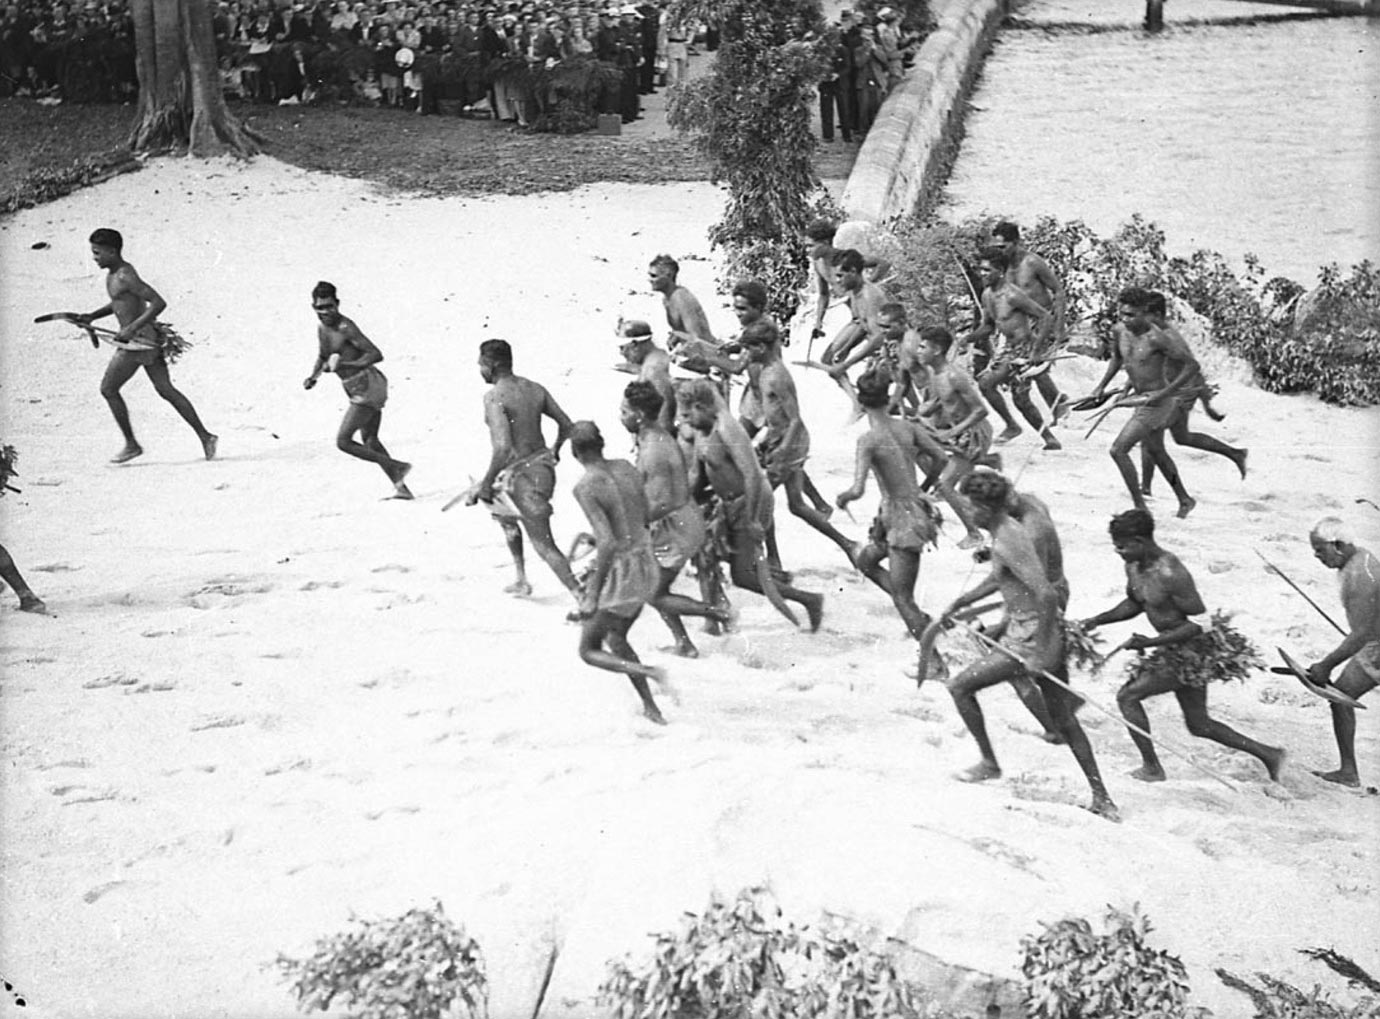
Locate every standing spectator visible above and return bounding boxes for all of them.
[660,2,687,87]
[616,4,640,123]
[636,0,656,94]
[373,19,399,104]
[851,13,885,135]
[874,5,903,91]
[819,13,853,142]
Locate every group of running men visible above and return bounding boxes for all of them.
[3,222,1375,819]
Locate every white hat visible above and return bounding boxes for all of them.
[877,6,897,18]
[394,45,415,66]
[619,3,641,15]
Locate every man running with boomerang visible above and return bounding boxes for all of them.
[73,228,218,465]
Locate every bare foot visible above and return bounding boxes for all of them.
[1312,767,1359,788]
[201,433,218,461]
[1139,485,1154,498]
[1088,795,1121,821]
[1051,394,1071,424]
[801,593,824,633]
[110,443,143,464]
[504,579,533,596]
[702,619,725,636]
[957,533,984,551]
[1235,448,1249,480]
[1264,746,1286,782]
[995,425,1022,445]
[671,639,699,659]
[1040,730,1067,746]
[18,593,47,614]
[1040,429,1062,451]
[1176,496,1197,519]
[649,667,681,707]
[1206,404,1226,423]
[956,761,1002,783]
[1129,765,1167,783]
[643,703,668,725]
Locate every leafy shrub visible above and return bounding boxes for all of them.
[888,213,1380,405]
[1,149,140,214]
[1217,964,1380,1019]
[276,901,488,1019]
[530,56,624,134]
[599,887,946,1019]
[668,0,830,322]
[1020,905,1191,1019]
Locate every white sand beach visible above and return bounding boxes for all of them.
[1,156,1378,1018]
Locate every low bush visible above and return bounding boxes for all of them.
[276,901,488,1019]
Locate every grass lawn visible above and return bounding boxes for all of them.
[0,99,857,212]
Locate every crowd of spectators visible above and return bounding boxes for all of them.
[817,5,924,143]
[0,0,136,101]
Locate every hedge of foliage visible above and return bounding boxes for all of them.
[888,214,1380,407]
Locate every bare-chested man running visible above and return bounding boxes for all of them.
[649,253,717,352]
[804,218,891,355]
[836,369,947,646]
[0,445,44,613]
[78,228,217,464]
[569,420,670,725]
[616,320,677,432]
[1087,286,1201,518]
[303,281,413,499]
[1138,291,1245,497]
[993,222,1072,428]
[463,339,580,598]
[621,380,729,658]
[676,379,824,630]
[905,325,990,548]
[823,248,892,397]
[961,247,1061,450]
[1082,509,1284,782]
[938,471,1117,819]
[744,319,860,569]
[1307,517,1380,787]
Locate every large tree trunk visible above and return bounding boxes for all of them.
[128,0,259,155]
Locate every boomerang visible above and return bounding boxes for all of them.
[1271,647,1366,709]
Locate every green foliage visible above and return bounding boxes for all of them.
[276,901,488,1019]
[667,0,830,319]
[530,57,626,134]
[1061,620,1105,673]
[1216,967,1380,1019]
[1020,905,1191,1019]
[0,149,139,215]
[1125,611,1264,688]
[599,887,946,1019]
[888,213,1380,405]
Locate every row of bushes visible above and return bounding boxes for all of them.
[883,213,1380,407]
[276,891,1380,1019]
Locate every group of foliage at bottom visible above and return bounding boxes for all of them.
[274,889,1379,1019]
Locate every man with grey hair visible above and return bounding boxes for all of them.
[1307,516,1380,787]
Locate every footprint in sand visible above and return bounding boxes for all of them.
[129,682,177,694]
[83,673,139,690]
[264,758,312,776]
[82,880,130,904]
[299,580,345,591]
[33,562,80,573]
[371,564,413,574]
[363,804,422,821]
[190,714,246,732]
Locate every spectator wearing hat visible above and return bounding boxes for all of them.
[616,4,642,123]
[875,6,903,91]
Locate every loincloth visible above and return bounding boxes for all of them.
[708,492,773,556]
[492,449,556,521]
[1127,396,1181,433]
[1351,640,1380,683]
[1125,613,1262,689]
[944,418,993,465]
[649,501,706,571]
[341,365,389,410]
[757,429,810,487]
[868,493,941,553]
[1001,608,1061,666]
[595,536,658,618]
[151,322,191,364]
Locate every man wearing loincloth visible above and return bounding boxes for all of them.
[1087,286,1204,518]
[822,248,892,402]
[78,228,217,465]
[743,319,860,571]
[303,281,413,500]
[676,379,824,631]
[1138,291,1245,497]
[570,421,672,725]
[616,320,677,433]
[649,253,717,354]
[621,380,730,658]
[907,325,991,549]
[464,339,580,599]
[1307,517,1380,787]
[939,471,1118,819]
[836,370,947,646]
[992,220,1071,431]
[1081,509,1284,782]
[803,218,891,354]
[961,246,1062,450]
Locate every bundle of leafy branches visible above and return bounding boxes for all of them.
[1217,947,1380,1019]
[668,0,830,325]
[1122,611,1263,688]
[1020,905,1192,1019]
[0,444,19,494]
[529,57,624,134]
[1061,619,1105,672]
[888,214,1380,406]
[276,900,488,1019]
[599,886,954,1019]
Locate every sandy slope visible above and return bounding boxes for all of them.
[1,157,1378,1019]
